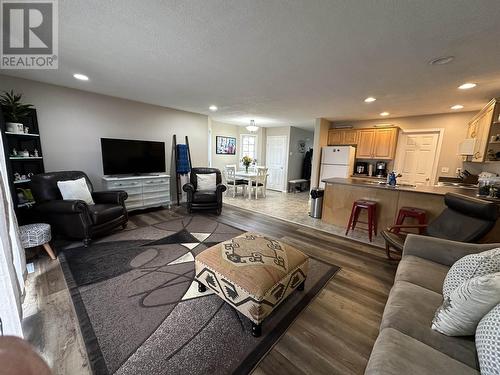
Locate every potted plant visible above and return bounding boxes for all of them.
[0,90,33,133]
[241,155,256,173]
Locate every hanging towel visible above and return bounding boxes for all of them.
[176,144,191,175]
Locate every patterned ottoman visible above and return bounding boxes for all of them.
[195,232,309,337]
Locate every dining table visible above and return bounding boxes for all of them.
[234,170,265,199]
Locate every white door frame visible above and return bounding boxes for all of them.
[266,135,289,192]
[394,128,444,186]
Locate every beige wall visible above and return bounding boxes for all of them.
[210,120,240,171]
[336,111,478,178]
[209,120,266,171]
[0,75,209,190]
[288,126,314,181]
[311,118,331,188]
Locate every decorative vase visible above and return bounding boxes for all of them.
[245,165,249,173]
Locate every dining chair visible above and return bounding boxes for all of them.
[224,165,247,198]
[252,167,268,199]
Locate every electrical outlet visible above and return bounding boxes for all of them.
[456,168,462,175]
[441,167,449,173]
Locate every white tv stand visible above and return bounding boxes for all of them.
[102,174,171,211]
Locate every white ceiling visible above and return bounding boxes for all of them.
[3,0,500,130]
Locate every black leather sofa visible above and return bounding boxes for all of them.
[30,171,128,246]
[183,167,226,215]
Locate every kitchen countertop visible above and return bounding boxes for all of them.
[322,177,500,202]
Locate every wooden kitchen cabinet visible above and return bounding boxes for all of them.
[328,127,399,159]
[343,129,359,144]
[356,129,376,158]
[373,128,398,158]
[355,128,398,159]
[327,129,359,145]
[467,98,498,162]
[327,129,344,145]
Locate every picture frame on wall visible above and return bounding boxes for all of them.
[216,136,236,155]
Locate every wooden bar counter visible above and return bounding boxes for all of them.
[321,177,500,242]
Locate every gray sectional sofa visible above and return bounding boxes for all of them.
[365,234,500,375]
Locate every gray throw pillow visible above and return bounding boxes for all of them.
[476,304,500,375]
[432,273,500,336]
[443,248,500,299]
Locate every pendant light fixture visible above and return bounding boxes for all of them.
[246,120,259,132]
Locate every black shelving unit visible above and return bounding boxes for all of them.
[1,106,45,223]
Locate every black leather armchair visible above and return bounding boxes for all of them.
[183,168,226,215]
[30,171,128,246]
[382,192,498,259]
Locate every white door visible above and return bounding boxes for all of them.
[266,135,288,191]
[394,132,440,186]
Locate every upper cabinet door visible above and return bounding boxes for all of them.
[343,129,358,145]
[328,130,343,145]
[472,106,494,162]
[373,128,398,159]
[357,129,376,158]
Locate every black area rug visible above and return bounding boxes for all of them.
[59,212,340,375]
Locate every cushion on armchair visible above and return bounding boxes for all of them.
[197,173,217,190]
[88,204,125,225]
[192,191,217,203]
[57,177,94,204]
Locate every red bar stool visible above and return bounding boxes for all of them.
[345,200,377,242]
[393,207,427,234]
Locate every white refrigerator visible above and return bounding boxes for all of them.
[319,146,356,188]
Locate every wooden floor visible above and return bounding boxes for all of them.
[218,206,398,375]
[24,205,398,375]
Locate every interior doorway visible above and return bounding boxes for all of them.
[266,135,288,191]
[393,129,443,186]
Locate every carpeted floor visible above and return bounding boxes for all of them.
[59,210,339,375]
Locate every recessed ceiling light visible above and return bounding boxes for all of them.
[209,105,218,112]
[380,112,390,116]
[73,73,89,81]
[451,104,464,110]
[428,56,455,65]
[458,82,476,90]
[364,97,376,103]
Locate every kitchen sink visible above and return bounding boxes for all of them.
[436,182,478,190]
[363,181,416,188]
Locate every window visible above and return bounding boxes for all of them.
[240,134,257,161]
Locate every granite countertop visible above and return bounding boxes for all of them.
[322,177,500,202]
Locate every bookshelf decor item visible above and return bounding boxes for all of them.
[1,93,45,221]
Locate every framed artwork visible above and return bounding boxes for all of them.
[216,136,236,155]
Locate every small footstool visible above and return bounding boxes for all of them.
[19,223,56,260]
[195,232,309,337]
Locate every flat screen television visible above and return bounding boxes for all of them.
[101,138,166,175]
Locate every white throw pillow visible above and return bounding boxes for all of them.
[476,304,500,375]
[443,248,500,298]
[197,173,217,191]
[432,273,500,336]
[57,177,94,205]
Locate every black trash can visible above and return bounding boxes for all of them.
[309,188,324,218]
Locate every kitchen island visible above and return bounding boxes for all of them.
[322,177,500,243]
